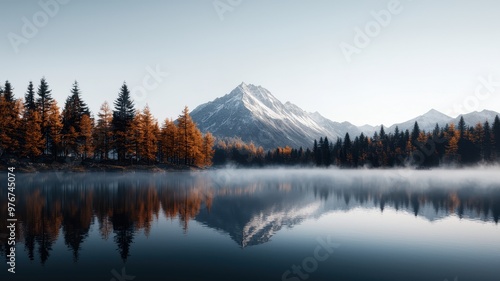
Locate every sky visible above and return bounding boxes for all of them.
[1,0,500,127]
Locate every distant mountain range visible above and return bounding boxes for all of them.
[191,83,500,149]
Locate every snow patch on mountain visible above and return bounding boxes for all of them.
[191,83,500,149]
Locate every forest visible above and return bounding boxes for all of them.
[0,79,214,167]
[2,78,500,169]
[213,116,500,168]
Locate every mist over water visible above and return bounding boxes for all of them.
[1,169,499,281]
[209,166,500,191]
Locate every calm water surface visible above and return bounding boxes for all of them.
[1,169,499,281]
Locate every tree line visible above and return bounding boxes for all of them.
[211,117,500,168]
[213,138,313,166]
[312,117,500,167]
[0,79,214,167]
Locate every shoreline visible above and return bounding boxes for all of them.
[0,158,201,173]
[1,158,498,173]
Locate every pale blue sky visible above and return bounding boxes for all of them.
[1,0,500,126]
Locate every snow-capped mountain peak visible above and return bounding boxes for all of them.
[191,83,361,149]
[191,83,500,149]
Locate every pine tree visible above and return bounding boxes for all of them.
[94,101,113,160]
[24,81,37,112]
[112,83,135,161]
[160,119,178,164]
[127,114,142,162]
[2,80,14,102]
[411,121,420,143]
[342,133,352,166]
[483,121,493,162]
[322,137,331,166]
[493,115,500,160]
[202,132,215,167]
[153,121,161,162]
[177,106,197,165]
[47,102,63,158]
[313,139,319,166]
[458,116,466,139]
[379,126,386,140]
[36,78,54,154]
[0,81,21,154]
[80,114,94,159]
[62,81,90,156]
[138,105,157,163]
[191,127,204,166]
[23,110,44,160]
[445,123,459,161]
[20,84,35,155]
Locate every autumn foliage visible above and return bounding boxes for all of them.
[0,79,214,167]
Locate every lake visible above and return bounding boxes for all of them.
[1,169,499,281]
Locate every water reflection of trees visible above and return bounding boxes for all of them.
[0,172,498,265]
[321,184,500,222]
[0,173,213,264]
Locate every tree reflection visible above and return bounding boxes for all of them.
[0,172,499,264]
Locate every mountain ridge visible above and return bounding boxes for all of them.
[191,83,500,149]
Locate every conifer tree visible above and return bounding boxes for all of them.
[342,133,352,166]
[0,81,21,154]
[160,119,178,164]
[192,127,204,166]
[24,81,37,112]
[112,83,135,161]
[2,80,14,102]
[322,137,331,166]
[493,115,500,160]
[445,123,459,161]
[80,114,94,159]
[36,78,54,154]
[138,105,157,163]
[177,106,197,165]
[202,132,215,167]
[313,139,320,165]
[94,101,113,160]
[483,121,493,162]
[458,116,466,139]
[21,83,39,157]
[61,81,91,156]
[47,102,63,158]
[379,126,386,140]
[127,114,142,162]
[411,121,420,143]
[23,110,44,160]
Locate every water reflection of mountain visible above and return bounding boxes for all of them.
[0,171,499,264]
[196,183,500,247]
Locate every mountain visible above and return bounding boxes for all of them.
[191,83,360,149]
[385,109,500,134]
[387,109,453,133]
[452,110,500,127]
[191,83,500,149]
